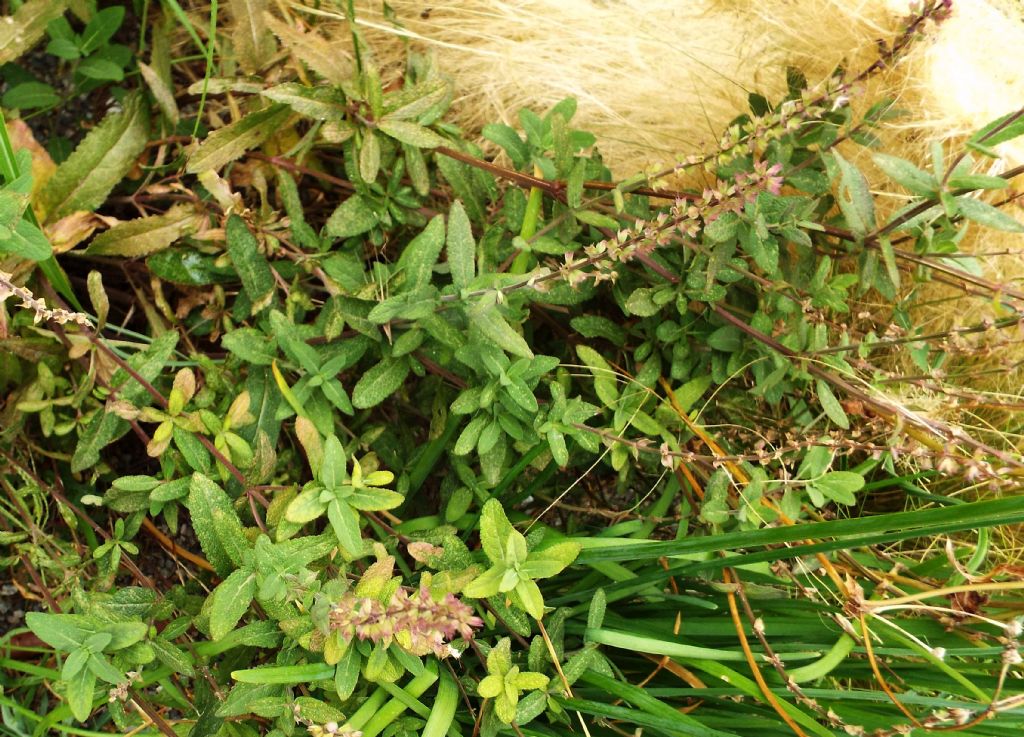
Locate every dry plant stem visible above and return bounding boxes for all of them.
[710,305,1024,471]
[722,567,810,737]
[537,619,592,737]
[0,446,157,591]
[858,612,923,728]
[140,516,216,573]
[732,569,843,723]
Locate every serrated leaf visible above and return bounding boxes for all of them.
[325,195,379,239]
[815,380,849,429]
[472,302,533,358]
[86,204,198,257]
[186,473,251,577]
[0,0,68,66]
[955,196,1024,233]
[39,92,149,221]
[352,357,411,409]
[138,61,179,125]
[186,104,292,174]
[446,199,475,291]
[209,569,256,640]
[226,214,276,312]
[229,0,276,74]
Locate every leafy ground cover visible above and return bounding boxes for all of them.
[1,2,1024,737]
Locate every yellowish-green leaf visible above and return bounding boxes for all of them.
[186,104,292,174]
[86,204,199,257]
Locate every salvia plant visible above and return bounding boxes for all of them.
[1,2,1024,737]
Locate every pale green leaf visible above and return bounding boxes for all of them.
[397,215,445,291]
[955,196,1024,233]
[832,151,876,239]
[446,199,475,291]
[209,569,256,640]
[377,119,446,148]
[186,473,252,576]
[816,380,850,429]
[325,195,379,239]
[352,357,411,409]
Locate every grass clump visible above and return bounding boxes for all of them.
[0,2,1023,737]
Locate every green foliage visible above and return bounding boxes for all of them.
[3,3,1024,737]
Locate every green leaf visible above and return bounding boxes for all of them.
[482,123,529,170]
[185,103,292,174]
[232,662,335,684]
[946,174,1008,191]
[65,665,97,722]
[831,151,876,239]
[209,569,257,640]
[327,499,364,555]
[377,120,445,148]
[871,153,936,196]
[77,56,124,82]
[86,204,198,257]
[285,486,327,524]
[815,380,849,429]
[1,81,59,110]
[514,577,546,619]
[969,110,1024,148]
[186,473,251,576]
[226,214,277,312]
[523,541,581,579]
[1,219,52,261]
[812,471,864,506]
[479,498,516,564]
[79,7,124,54]
[473,302,533,359]
[446,199,475,291]
[352,356,411,409]
[463,566,506,599]
[39,92,150,221]
[325,195,379,239]
[575,344,619,407]
[707,325,741,353]
[398,215,445,291]
[574,209,619,229]
[955,196,1024,233]
[25,612,89,650]
[261,83,346,120]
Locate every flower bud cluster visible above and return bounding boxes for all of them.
[329,584,482,657]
